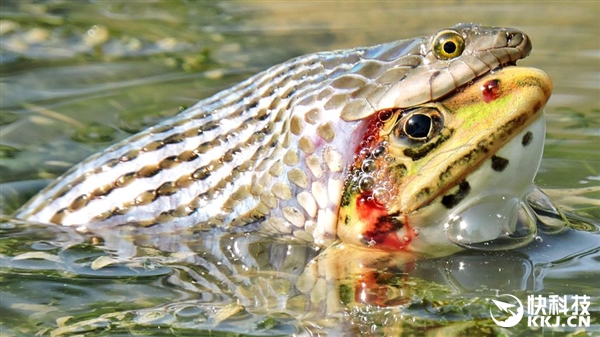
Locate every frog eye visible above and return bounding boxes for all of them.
[393,107,443,142]
[405,114,432,139]
[433,30,465,60]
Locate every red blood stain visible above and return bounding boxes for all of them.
[356,194,415,250]
[377,231,406,250]
[351,107,416,250]
[356,194,386,224]
[353,108,398,158]
[482,79,501,103]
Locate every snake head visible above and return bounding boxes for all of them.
[340,24,532,121]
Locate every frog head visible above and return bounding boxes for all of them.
[337,67,564,253]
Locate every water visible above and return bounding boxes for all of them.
[1,1,599,336]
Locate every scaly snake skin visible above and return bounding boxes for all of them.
[16,24,531,245]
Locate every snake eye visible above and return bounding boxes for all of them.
[392,107,443,142]
[433,30,465,60]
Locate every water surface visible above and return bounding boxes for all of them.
[1,1,599,336]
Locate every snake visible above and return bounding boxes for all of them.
[15,23,537,251]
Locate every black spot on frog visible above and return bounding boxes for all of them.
[491,155,509,172]
[522,131,533,146]
[441,180,471,209]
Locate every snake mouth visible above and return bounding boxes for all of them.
[490,61,518,72]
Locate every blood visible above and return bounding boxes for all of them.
[356,194,386,224]
[356,194,415,250]
[482,79,501,103]
[353,108,397,158]
[350,107,416,251]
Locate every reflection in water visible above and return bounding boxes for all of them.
[1,213,598,335]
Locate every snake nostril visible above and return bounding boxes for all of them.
[506,32,520,46]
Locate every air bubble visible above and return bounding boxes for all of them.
[361,160,376,173]
[378,110,393,122]
[373,188,390,204]
[372,146,386,158]
[359,176,375,192]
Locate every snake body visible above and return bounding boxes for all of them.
[16,24,531,246]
